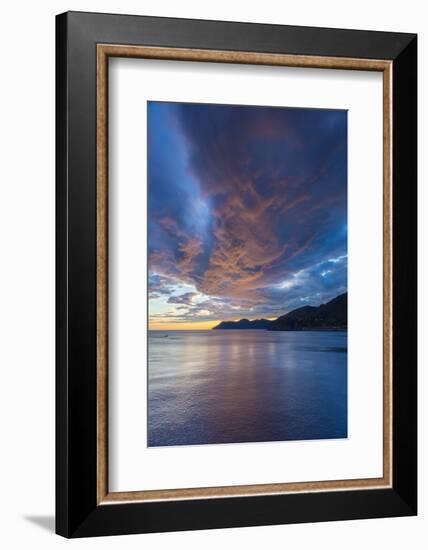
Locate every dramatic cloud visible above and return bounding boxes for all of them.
[148,101,347,326]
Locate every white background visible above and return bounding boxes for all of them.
[110,59,383,492]
[0,1,425,548]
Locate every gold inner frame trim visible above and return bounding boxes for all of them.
[96,44,393,505]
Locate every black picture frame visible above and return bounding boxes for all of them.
[56,11,417,538]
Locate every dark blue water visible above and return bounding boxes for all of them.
[148,330,347,447]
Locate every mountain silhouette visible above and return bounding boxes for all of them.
[212,293,347,331]
[213,318,272,330]
[269,292,347,331]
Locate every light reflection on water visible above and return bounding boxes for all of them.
[148,330,347,447]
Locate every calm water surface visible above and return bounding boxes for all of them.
[148,330,347,446]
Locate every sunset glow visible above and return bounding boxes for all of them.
[149,320,220,331]
[148,102,347,329]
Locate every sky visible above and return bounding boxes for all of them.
[148,101,347,330]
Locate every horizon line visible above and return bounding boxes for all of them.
[148,290,347,331]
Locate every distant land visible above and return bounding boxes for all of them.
[212,292,347,331]
[213,318,272,330]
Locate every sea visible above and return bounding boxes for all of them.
[148,330,347,447]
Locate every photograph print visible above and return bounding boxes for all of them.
[147,101,348,447]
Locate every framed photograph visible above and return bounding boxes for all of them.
[56,11,417,537]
